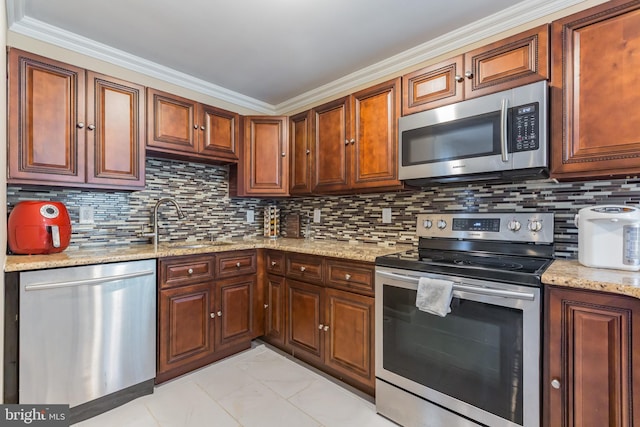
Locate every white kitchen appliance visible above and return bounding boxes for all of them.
[575,205,640,271]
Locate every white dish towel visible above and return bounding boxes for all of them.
[415,277,454,317]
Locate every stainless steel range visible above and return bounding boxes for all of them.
[375,212,554,427]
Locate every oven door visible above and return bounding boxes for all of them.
[375,267,540,427]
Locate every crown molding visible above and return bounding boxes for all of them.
[7,0,586,115]
[276,0,586,113]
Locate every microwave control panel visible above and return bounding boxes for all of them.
[511,102,539,152]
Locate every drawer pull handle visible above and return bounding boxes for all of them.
[345,274,351,280]
[300,266,306,272]
[323,325,330,332]
[217,311,222,317]
[210,312,215,318]
[188,268,194,275]
[318,324,324,330]
[551,379,561,389]
[271,261,277,267]
[236,262,241,268]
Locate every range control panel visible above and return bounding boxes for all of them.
[417,212,554,244]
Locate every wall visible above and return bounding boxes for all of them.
[277,178,640,259]
[8,159,267,248]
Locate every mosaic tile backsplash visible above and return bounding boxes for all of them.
[8,157,640,258]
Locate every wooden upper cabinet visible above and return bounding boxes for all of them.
[313,96,351,193]
[289,110,313,195]
[402,24,549,115]
[7,49,145,190]
[545,286,640,427]
[146,88,239,163]
[86,72,145,188]
[550,1,640,180]
[312,78,402,194]
[237,116,289,196]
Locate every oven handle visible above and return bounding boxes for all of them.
[376,270,535,301]
[500,98,509,163]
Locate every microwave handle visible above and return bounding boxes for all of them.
[500,98,509,162]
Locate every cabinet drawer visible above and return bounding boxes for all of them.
[159,255,215,289]
[286,254,324,285]
[326,260,374,295]
[216,250,257,278]
[265,250,285,275]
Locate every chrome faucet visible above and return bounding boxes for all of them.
[152,198,186,251]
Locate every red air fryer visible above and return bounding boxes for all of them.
[8,201,72,254]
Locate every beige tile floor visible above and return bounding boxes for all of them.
[76,343,396,427]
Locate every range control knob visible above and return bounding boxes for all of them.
[507,220,521,232]
[528,220,543,232]
[437,219,447,230]
[423,219,433,229]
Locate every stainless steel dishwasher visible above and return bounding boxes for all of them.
[18,259,156,422]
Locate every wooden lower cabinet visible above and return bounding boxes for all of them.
[157,254,255,383]
[545,286,640,427]
[264,274,286,348]
[286,279,324,365]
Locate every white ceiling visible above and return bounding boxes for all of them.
[7,0,585,114]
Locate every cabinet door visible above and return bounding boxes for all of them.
[8,49,86,185]
[545,287,640,427]
[199,104,239,161]
[402,56,464,115]
[242,116,289,195]
[158,283,214,375]
[464,24,549,99]
[86,72,145,189]
[264,274,286,348]
[289,110,313,195]
[324,288,374,394]
[286,279,324,365]
[312,97,350,192]
[215,275,254,352]
[146,88,197,153]
[550,2,640,180]
[351,78,402,191]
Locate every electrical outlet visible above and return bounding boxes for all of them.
[246,209,255,223]
[313,208,321,223]
[79,206,94,224]
[382,208,392,224]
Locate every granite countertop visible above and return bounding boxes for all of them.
[5,238,413,272]
[542,259,640,299]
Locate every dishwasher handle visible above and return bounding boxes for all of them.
[376,270,535,301]
[24,270,155,291]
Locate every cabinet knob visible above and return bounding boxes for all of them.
[323,325,329,332]
[465,71,473,79]
[300,266,306,272]
[345,274,351,280]
[454,75,464,83]
[200,126,205,131]
[281,152,286,157]
[88,124,96,131]
[187,268,194,275]
[264,304,269,309]
[193,124,199,129]
[271,261,277,267]
[236,262,241,268]
[77,122,85,129]
[306,149,310,154]
[551,379,561,389]
[349,139,355,145]
[318,324,324,330]
[217,311,222,317]
[345,139,350,145]
[210,312,216,318]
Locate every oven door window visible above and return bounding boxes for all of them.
[401,111,501,166]
[382,285,524,425]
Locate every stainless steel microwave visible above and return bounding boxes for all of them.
[398,81,548,184]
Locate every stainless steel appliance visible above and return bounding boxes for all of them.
[398,81,548,184]
[375,212,554,427]
[18,260,156,423]
[575,205,640,271]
